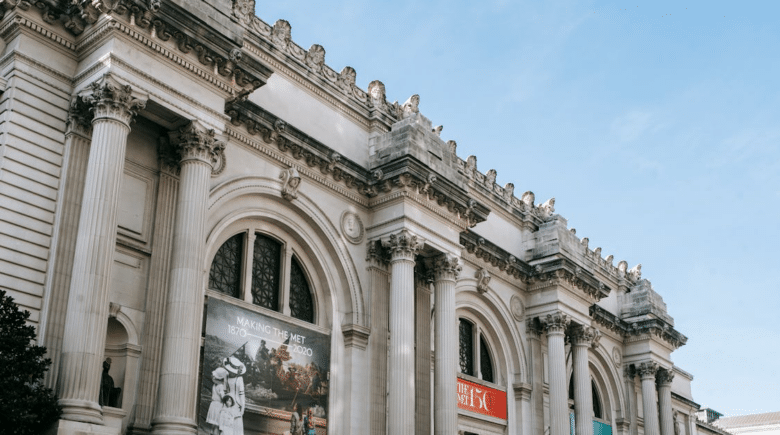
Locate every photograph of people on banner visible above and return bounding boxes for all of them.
[199,297,330,434]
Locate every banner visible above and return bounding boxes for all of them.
[199,297,330,434]
[457,377,507,420]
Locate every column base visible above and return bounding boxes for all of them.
[58,398,104,425]
[47,419,120,435]
[151,416,198,435]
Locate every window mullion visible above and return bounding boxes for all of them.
[474,325,481,380]
[242,231,256,304]
[279,244,293,315]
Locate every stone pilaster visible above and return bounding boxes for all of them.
[624,365,638,435]
[152,121,224,434]
[572,326,601,435]
[638,361,660,435]
[430,254,461,435]
[657,369,675,435]
[366,241,390,435]
[129,160,179,431]
[542,312,570,435]
[57,74,146,424]
[41,107,92,390]
[382,229,424,435]
[526,318,545,435]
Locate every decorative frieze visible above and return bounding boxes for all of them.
[529,259,611,301]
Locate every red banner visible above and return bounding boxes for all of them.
[456,378,507,420]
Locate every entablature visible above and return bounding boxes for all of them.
[590,304,687,349]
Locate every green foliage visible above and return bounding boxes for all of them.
[0,289,61,434]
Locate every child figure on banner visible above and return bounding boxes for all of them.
[303,408,316,435]
[218,395,241,435]
[224,356,246,434]
[206,367,228,434]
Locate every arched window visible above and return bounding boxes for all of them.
[208,231,315,324]
[568,376,604,419]
[458,318,495,383]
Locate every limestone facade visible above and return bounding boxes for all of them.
[0,0,710,434]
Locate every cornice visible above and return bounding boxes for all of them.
[225,128,369,207]
[527,258,611,301]
[589,304,688,349]
[460,230,533,280]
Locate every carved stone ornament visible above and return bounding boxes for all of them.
[401,94,420,119]
[81,73,147,127]
[381,229,424,261]
[305,44,326,72]
[432,125,443,136]
[485,169,497,187]
[510,295,524,321]
[368,80,387,110]
[279,166,301,200]
[627,264,642,283]
[571,326,601,348]
[636,361,658,379]
[542,311,570,334]
[475,268,491,293]
[612,347,622,367]
[503,183,514,202]
[232,0,255,25]
[338,66,356,93]
[536,198,556,221]
[340,211,364,244]
[168,121,226,171]
[430,254,461,281]
[656,368,675,386]
[521,191,535,208]
[271,19,292,50]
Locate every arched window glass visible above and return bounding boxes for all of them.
[479,335,494,383]
[251,234,281,310]
[459,320,474,376]
[592,380,603,419]
[207,233,243,298]
[289,256,314,322]
[207,230,317,324]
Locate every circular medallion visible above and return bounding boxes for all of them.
[612,347,622,367]
[510,295,524,321]
[341,211,364,244]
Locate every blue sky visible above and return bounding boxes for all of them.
[254,1,780,416]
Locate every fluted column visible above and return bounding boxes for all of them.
[382,229,423,435]
[572,326,601,435]
[152,122,225,434]
[657,369,675,435]
[543,312,570,435]
[624,365,638,435]
[526,319,545,435]
[431,254,461,435]
[58,74,146,423]
[638,362,660,435]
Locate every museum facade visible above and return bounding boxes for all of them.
[0,0,716,434]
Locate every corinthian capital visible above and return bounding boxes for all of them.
[636,361,659,379]
[656,368,675,386]
[82,73,147,126]
[542,311,570,334]
[571,325,601,348]
[381,229,424,262]
[428,253,461,282]
[168,121,226,170]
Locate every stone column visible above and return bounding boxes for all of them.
[382,229,424,435]
[543,312,570,435]
[657,369,675,435]
[57,74,146,423]
[366,241,390,435]
[638,361,660,435]
[572,326,601,435]
[431,254,461,435]
[152,121,224,434]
